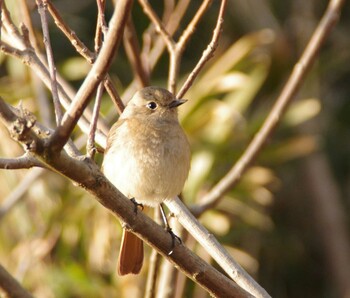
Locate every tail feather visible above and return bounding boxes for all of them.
[117,230,144,275]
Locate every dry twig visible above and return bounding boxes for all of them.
[36,0,62,124]
[138,0,226,94]
[45,0,124,114]
[48,0,132,152]
[192,0,346,216]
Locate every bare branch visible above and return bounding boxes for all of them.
[45,0,124,114]
[0,41,108,147]
[138,0,175,52]
[0,168,44,221]
[142,0,190,75]
[192,0,346,216]
[0,263,34,298]
[36,0,62,124]
[94,0,107,53]
[0,1,109,147]
[176,0,212,50]
[138,0,226,94]
[0,154,44,170]
[145,208,163,298]
[48,0,132,152]
[123,17,150,88]
[87,83,104,159]
[176,0,227,99]
[166,197,270,298]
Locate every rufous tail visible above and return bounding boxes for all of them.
[117,229,144,275]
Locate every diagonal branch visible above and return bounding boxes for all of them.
[48,0,132,152]
[192,0,346,216]
[176,0,226,99]
[0,263,34,298]
[45,0,124,114]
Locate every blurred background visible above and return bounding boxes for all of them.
[0,0,349,297]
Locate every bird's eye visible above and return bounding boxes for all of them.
[146,101,158,110]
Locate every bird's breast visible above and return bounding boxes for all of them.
[103,119,190,206]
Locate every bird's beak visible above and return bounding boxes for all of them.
[169,98,187,108]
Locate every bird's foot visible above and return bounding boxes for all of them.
[130,198,144,214]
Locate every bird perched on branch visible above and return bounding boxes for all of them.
[102,86,191,275]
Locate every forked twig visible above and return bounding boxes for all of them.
[45,0,124,114]
[48,0,132,152]
[192,0,346,216]
[138,0,225,94]
[177,0,226,99]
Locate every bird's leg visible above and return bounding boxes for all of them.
[130,198,144,214]
[159,204,181,255]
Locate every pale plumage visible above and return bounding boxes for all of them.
[102,86,191,275]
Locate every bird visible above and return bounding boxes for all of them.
[102,86,191,275]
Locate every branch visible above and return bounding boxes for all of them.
[123,17,150,88]
[138,0,225,94]
[0,4,108,148]
[0,96,251,298]
[166,197,270,298]
[86,83,104,159]
[0,264,33,298]
[45,0,124,114]
[48,0,132,152]
[176,0,226,99]
[0,154,43,169]
[36,0,63,124]
[192,0,346,216]
[143,0,190,74]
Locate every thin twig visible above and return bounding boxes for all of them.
[36,0,62,124]
[0,168,44,221]
[45,0,124,114]
[0,1,108,148]
[145,0,190,73]
[123,17,149,88]
[176,0,227,99]
[94,0,107,53]
[0,40,108,148]
[87,83,104,159]
[0,154,44,170]
[0,0,3,40]
[138,0,223,94]
[176,0,213,50]
[48,0,132,152]
[168,0,213,93]
[192,0,346,216]
[19,0,53,127]
[86,0,107,159]
[145,208,162,298]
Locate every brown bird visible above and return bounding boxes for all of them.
[102,86,191,275]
